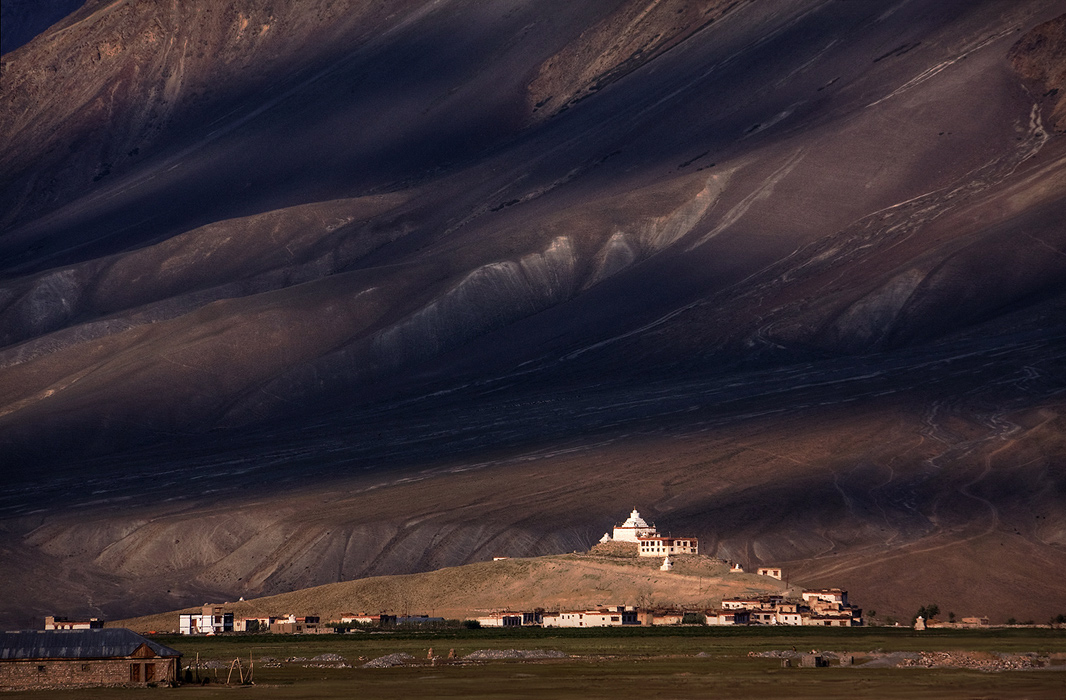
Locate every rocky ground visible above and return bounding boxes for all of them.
[752,649,1066,672]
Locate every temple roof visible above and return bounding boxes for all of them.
[619,508,649,528]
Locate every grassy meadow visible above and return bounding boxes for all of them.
[6,627,1064,699]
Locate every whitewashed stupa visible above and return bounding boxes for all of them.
[660,555,673,571]
[601,508,659,543]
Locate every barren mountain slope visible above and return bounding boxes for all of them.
[1,0,1064,627]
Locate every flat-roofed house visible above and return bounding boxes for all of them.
[749,610,776,624]
[802,589,848,607]
[637,536,699,557]
[651,609,685,626]
[179,604,233,635]
[338,613,398,627]
[1,629,180,690]
[802,612,857,627]
[704,610,751,625]
[543,606,645,627]
[43,617,104,631]
[270,615,322,634]
[234,616,275,633]
[774,603,802,625]
[721,597,779,610]
[476,612,523,628]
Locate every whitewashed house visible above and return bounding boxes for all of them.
[178,605,233,635]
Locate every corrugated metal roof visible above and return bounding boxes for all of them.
[0,629,181,660]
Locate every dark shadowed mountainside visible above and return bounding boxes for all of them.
[1,0,1064,629]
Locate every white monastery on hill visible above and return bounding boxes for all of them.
[609,508,658,542]
[600,508,699,558]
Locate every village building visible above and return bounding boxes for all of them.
[749,610,777,624]
[178,604,233,635]
[476,612,523,627]
[396,616,446,627]
[476,611,543,627]
[43,617,103,631]
[337,613,397,627]
[704,609,752,625]
[638,536,699,557]
[721,596,783,611]
[774,603,803,625]
[651,609,686,626]
[234,616,275,633]
[708,591,862,627]
[802,589,848,607]
[804,612,857,627]
[270,615,323,634]
[757,567,783,580]
[801,589,862,626]
[1,629,180,690]
[543,606,646,628]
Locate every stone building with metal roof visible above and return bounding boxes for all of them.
[0,629,181,690]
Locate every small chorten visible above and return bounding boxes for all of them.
[660,555,673,571]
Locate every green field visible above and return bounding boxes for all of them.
[8,627,1065,699]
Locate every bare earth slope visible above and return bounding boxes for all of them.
[0,0,1064,627]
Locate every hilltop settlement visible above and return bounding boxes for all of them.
[173,509,864,633]
[3,509,864,690]
[165,509,861,635]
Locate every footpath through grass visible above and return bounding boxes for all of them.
[6,626,1065,699]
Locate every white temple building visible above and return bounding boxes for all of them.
[609,508,658,542]
[599,508,699,557]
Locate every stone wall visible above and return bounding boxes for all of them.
[0,657,177,691]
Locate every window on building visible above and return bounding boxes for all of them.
[37,665,46,672]
[81,664,90,672]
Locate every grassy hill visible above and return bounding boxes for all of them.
[114,547,790,633]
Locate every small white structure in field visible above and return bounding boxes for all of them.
[660,555,673,571]
[914,615,925,631]
[599,532,612,544]
[730,563,744,573]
